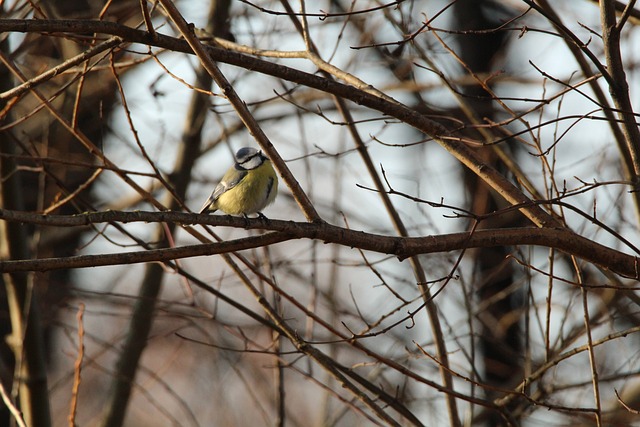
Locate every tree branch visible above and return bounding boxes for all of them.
[599,0,640,181]
[0,18,559,227]
[0,210,637,278]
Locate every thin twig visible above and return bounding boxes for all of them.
[0,36,123,101]
[0,380,27,427]
[68,303,86,427]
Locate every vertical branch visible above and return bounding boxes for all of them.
[572,257,602,426]
[0,174,52,427]
[0,38,52,427]
[282,2,460,424]
[68,303,85,427]
[0,145,52,427]
[270,270,287,427]
[532,0,640,222]
[452,2,526,425]
[100,2,229,426]
[599,0,640,181]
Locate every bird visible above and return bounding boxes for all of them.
[199,147,278,218]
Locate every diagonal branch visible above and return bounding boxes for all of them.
[156,2,322,223]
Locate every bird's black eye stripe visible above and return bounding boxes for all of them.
[240,152,263,166]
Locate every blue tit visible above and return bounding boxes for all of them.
[199,147,278,218]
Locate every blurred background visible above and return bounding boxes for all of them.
[2,1,640,426]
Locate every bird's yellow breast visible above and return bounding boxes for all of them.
[214,161,277,215]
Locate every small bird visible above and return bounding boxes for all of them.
[199,147,278,218]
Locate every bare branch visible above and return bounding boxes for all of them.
[0,210,638,278]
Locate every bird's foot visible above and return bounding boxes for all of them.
[241,213,251,228]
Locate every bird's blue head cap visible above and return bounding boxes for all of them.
[235,147,266,170]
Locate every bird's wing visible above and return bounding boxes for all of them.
[199,168,248,213]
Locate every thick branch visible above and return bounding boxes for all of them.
[599,0,640,179]
[0,210,637,278]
